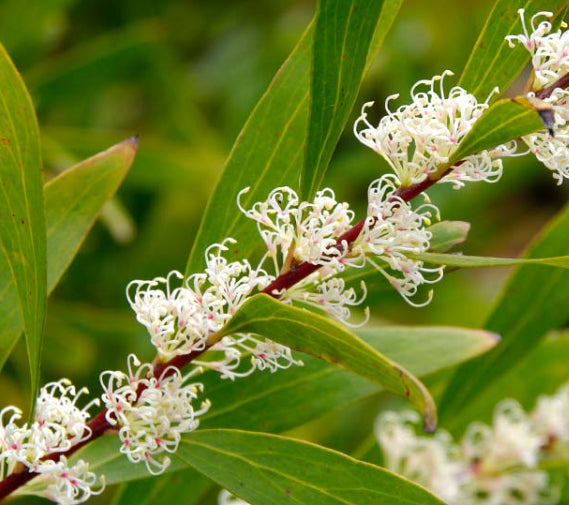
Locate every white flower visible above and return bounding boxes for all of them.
[100,354,211,475]
[0,380,102,504]
[238,186,355,271]
[0,380,98,475]
[518,88,569,185]
[127,240,272,360]
[218,489,251,505]
[462,400,542,472]
[284,276,369,326]
[351,175,444,306]
[19,457,104,505]
[376,411,463,503]
[376,407,556,505]
[532,383,569,448]
[506,9,569,89]
[196,333,303,380]
[354,71,515,188]
[457,471,558,505]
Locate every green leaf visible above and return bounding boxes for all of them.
[0,42,46,397]
[185,24,313,276]
[77,324,497,483]
[176,429,446,505]
[220,294,437,431]
[186,0,402,276]
[428,221,470,253]
[302,0,385,199]
[446,332,569,432]
[458,0,569,101]
[202,325,497,433]
[111,469,212,505]
[415,251,569,269]
[440,199,569,426]
[0,138,138,372]
[448,98,543,165]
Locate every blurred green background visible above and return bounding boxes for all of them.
[1,0,569,502]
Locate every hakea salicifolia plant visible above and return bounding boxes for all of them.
[376,382,569,505]
[3,8,569,505]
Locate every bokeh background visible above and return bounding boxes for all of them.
[1,0,568,502]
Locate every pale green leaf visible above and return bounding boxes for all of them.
[0,138,138,372]
[220,295,437,431]
[440,200,569,425]
[176,429,446,505]
[302,0,386,198]
[0,42,46,397]
[415,251,569,269]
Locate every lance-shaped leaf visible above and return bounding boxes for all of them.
[458,0,569,102]
[176,429,446,505]
[440,199,569,425]
[218,294,437,431]
[79,324,497,484]
[414,251,569,269]
[186,1,402,276]
[0,42,46,397]
[447,98,543,166]
[302,0,386,199]
[0,138,138,372]
[185,25,313,276]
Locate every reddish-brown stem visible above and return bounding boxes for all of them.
[261,168,451,297]
[535,73,569,100]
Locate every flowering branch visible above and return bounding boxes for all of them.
[3,8,569,505]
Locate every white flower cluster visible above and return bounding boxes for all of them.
[241,176,443,311]
[506,9,569,90]
[354,70,517,189]
[127,240,302,378]
[0,380,103,505]
[506,9,569,185]
[100,354,210,474]
[376,382,569,505]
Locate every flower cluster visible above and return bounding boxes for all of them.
[100,354,210,474]
[505,9,569,184]
[506,10,569,90]
[354,70,517,189]
[0,380,103,505]
[376,382,569,505]
[127,240,302,378]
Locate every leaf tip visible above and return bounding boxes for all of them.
[126,134,140,149]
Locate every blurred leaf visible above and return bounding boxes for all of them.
[448,98,543,165]
[428,221,470,252]
[26,22,160,103]
[185,24,313,275]
[416,251,569,269]
[446,332,569,431]
[0,42,46,398]
[0,138,138,372]
[458,0,569,101]
[176,429,446,505]
[45,137,138,287]
[302,0,386,199]
[440,199,569,426]
[221,295,437,431]
[78,324,498,482]
[42,127,223,191]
